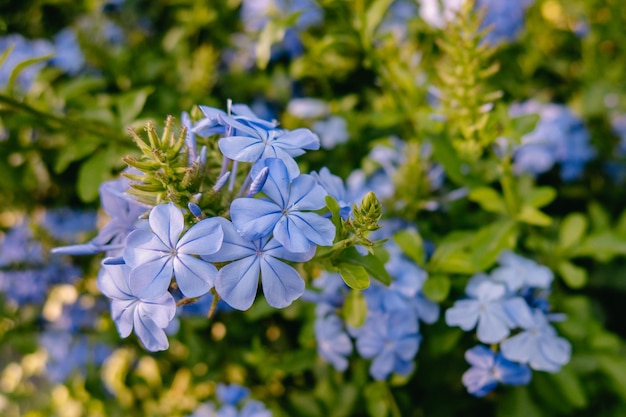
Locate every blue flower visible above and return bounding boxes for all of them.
[97,262,177,351]
[475,0,533,45]
[230,158,335,253]
[510,101,595,182]
[51,28,85,75]
[314,313,353,371]
[462,345,532,397]
[312,116,349,150]
[445,279,532,344]
[310,167,352,218]
[354,311,421,380]
[42,207,97,243]
[218,120,319,179]
[123,203,223,299]
[0,34,54,90]
[217,383,251,406]
[500,309,572,372]
[490,251,553,292]
[203,218,314,310]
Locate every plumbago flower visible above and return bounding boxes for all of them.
[123,202,224,299]
[462,345,532,397]
[203,217,314,310]
[97,262,176,351]
[230,158,335,254]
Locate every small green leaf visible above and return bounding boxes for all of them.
[343,289,367,328]
[557,261,587,288]
[77,150,111,202]
[517,206,552,226]
[364,382,389,417]
[572,232,626,261]
[422,275,451,302]
[393,230,424,265]
[471,220,517,270]
[546,366,587,408]
[325,195,344,239]
[558,213,587,250]
[468,186,506,213]
[336,247,391,285]
[7,53,52,95]
[338,263,370,290]
[364,0,395,39]
[116,87,154,128]
[523,186,556,208]
[587,201,611,232]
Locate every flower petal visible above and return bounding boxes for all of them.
[177,217,224,255]
[134,306,170,351]
[260,158,291,206]
[259,256,305,308]
[129,258,174,300]
[149,203,184,248]
[218,136,264,162]
[230,198,282,239]
[202,218,256,262]
[287,174,327,210]
[215,256,260,310]
[173,254,217,297]
[445,300,479,331]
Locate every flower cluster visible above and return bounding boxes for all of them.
[53,102,389,352]
[188,383,272,417]
[307,240,439,380]
[445,251,571,396]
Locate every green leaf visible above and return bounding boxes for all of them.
[0,43,14,68]
[587,201,611,232]
[343,289,367,328]
[7,53,53,95]
[471,220,517,271]
[336,247,391,285]
[77,150,112,202]
[364,382,389,417]
[54,139,101,174]
[496,387,544,417]
[393,230,424,265]
[364,0,395,39]
[557,261,587,288]
[546,366,587,408]
[430,133,466,186]
[511,113,540,137]
[468,186,506,213]
[558,213,587,250]
[516,206,552,226]
[421,275,451,302]
[523,186,556,208]
[116,87,154,128]
[572,232,626,261]
[337,263,370,290]
[326,195,344,239]
[598,355,626,400]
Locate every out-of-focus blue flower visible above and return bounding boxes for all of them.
[378,0,419,41]
[0,262,81,306]
[123,203,223,299]
[97,263,176,351]
[303,271,349,316]
[354,311,421,380]
[462,345,532,397]
[312,116,349,150]
[606,114,626,182]
[510,101,595,182]
[230,159,335,253]
[203,218,314,310]
[310,167,351,218]
[217,384,251,406]
[315,313,353,371]
[51,28,85,75]
[42,207,97,244]
[500,309,572,372]
[287,98,330,119]
[420,0,533,44]
[490,251,553,292]
[0,34,54,90]
[0,220,43,266]
[475,0,534,45]
[445,279,532,344]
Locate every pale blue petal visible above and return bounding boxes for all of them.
[97,264,133,300]
[475,280,506,301]
[395,336,420,361]
[503,297,535,328]
[477,305,511,344]
[173,255,217,297]
[129,258,174,299]
[140,294,176,328]
[273,128,320,155]
[260,256,305,308]
[464,345,495,369]
[265,237,316,262]
[413,295,440,324]
[261,158,291,206]
[123,229,165,267]
[445,300,479,331]
[202,218,256,262]
[215,256,260,310]
[496,357,532,385]
[111,299,136,337]
[501,331,535,363]
[177,217,224,255]
[369,348,395,380]
[462,367,497,397]
[356,332,384,358]
[539,335,571,367]
[218,136,264,162]
[149,203,184,248]
[288,175,327,210]
[277,212,335,251]
[134,306,170,351]
[230,198,282,239]
[273,216,313,254]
